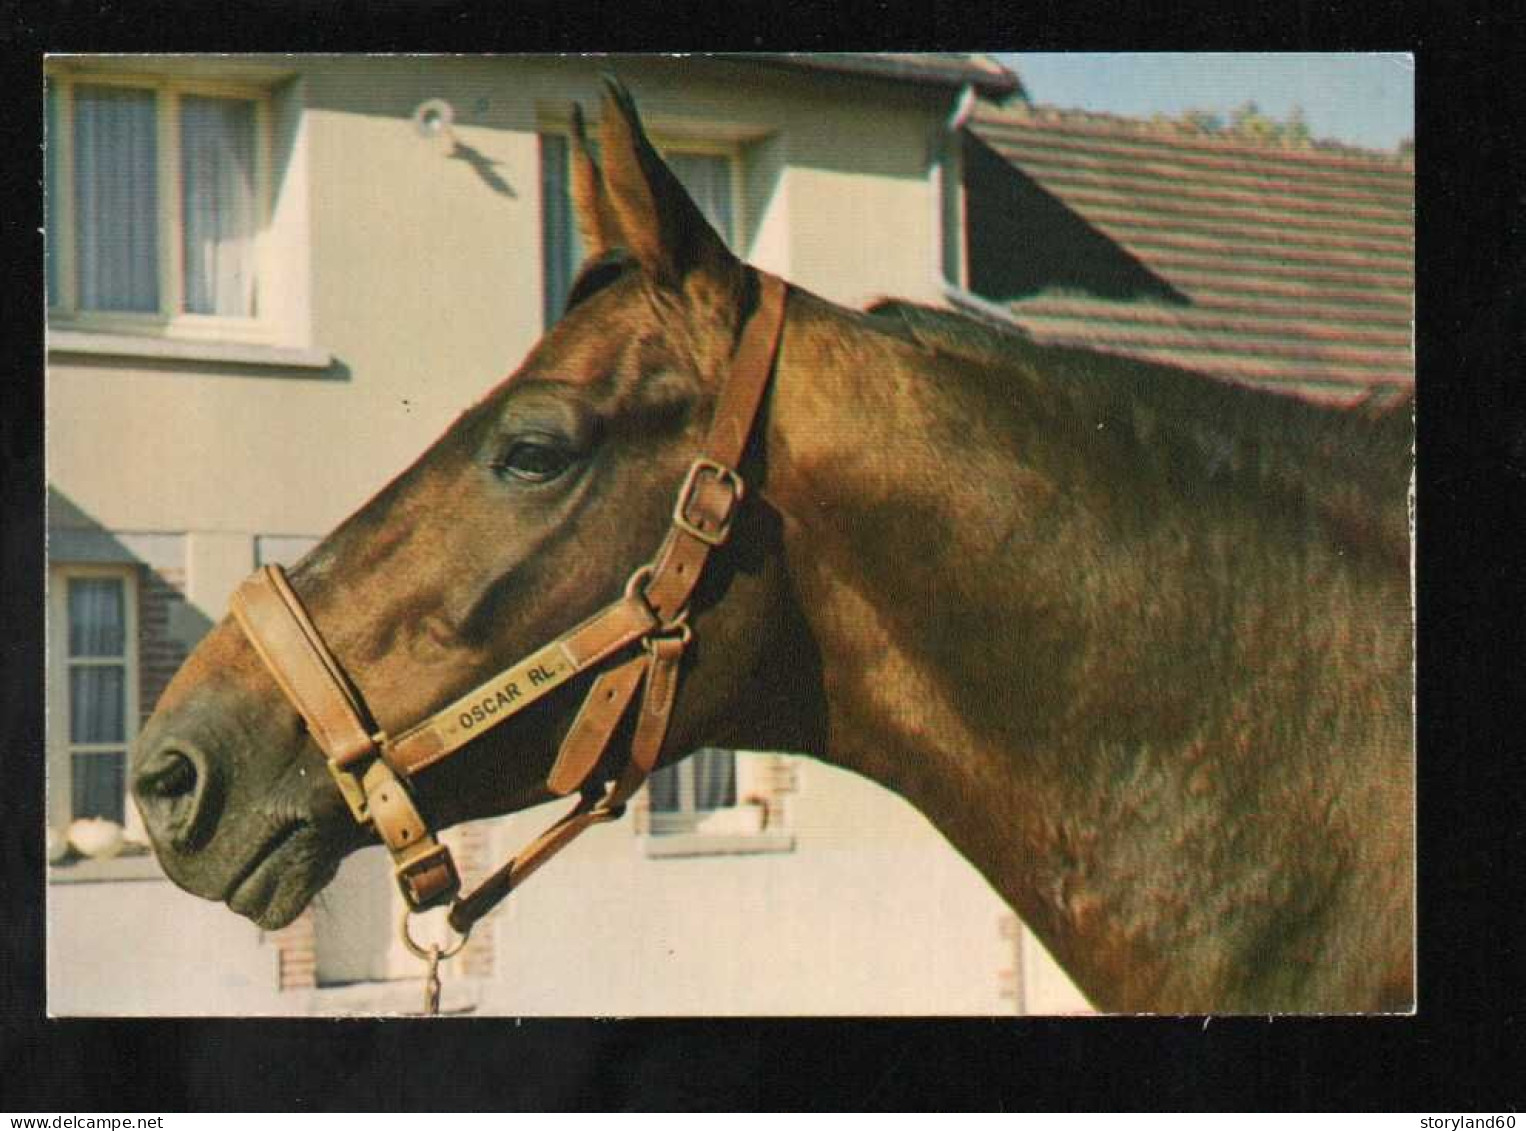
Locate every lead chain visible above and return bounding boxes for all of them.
[423,945,443,1016]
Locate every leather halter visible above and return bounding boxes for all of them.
[229,271,788,940]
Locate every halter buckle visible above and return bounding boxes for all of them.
[394,840,461,911]
[673,458,744,546]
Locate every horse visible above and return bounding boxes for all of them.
[130,78,1414,1014]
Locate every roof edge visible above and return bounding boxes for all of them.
[974,100,1413,169]
[740,52,1022,98]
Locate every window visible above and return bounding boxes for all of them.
[46,71,270,338]
[540,132,739,325]
[48,566,142,840]
[642,750,796,858]
[647,748,738,835]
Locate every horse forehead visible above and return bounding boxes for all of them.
[516,281,670,392]
[529,329,637,389]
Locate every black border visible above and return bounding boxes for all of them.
[5,2,1525,1112]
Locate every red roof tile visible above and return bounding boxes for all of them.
[966,103,1414,404]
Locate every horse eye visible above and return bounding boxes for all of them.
[493,439,574,483]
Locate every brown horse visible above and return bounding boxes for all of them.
[131,80,1414,1014]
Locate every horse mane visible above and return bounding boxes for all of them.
[866,296,1035,359]
[864,298,1413,563]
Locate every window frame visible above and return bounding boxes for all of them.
[640,751,796,858]
[653,134,746,248]
[645,749,739,837]
[47,563,145,847]
[46,68,276,346]
[540,125,746,327]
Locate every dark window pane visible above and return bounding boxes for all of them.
[70,666,126,743]
[648,762,681,812]
[68,576,126,656]
[691,748,736,810]
[72,751,126,824]
[540,133,576,327]
[649,749,737,814]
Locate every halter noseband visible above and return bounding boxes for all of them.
[229,271,788,942]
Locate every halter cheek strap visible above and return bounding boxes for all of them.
[231,565,462,904]
[229,270,788,936]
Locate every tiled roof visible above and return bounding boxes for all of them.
[748,53,1022,98]
[965,103,1414,404]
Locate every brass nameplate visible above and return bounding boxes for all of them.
[392,642,577,770]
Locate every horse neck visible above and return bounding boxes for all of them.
[758,293,1413,1012]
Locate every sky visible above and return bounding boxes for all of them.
[997,53,1414,152]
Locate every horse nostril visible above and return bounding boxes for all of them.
[133,743,214,851]
[139,750,198,799]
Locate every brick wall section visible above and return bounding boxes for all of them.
[136,565,190,725]
[449,821,496,981]
[997,913,1024,1014]
[758,753,798,830]
[264,909,318,992]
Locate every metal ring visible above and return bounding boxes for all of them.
[400,906,471,961]
[624,563,693,636]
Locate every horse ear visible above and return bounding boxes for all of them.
[569,103,620,260]
[597,76,741,300]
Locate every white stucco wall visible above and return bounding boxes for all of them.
[473,760,1014,1016]
[48,877,286,1017]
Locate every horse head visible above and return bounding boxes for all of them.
[131,79,819,931]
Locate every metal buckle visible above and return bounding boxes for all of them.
[672,458,744,547]
[394,841,461,911]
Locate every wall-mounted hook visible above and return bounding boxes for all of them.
[410,96,516,199]
[413,98,456,142]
